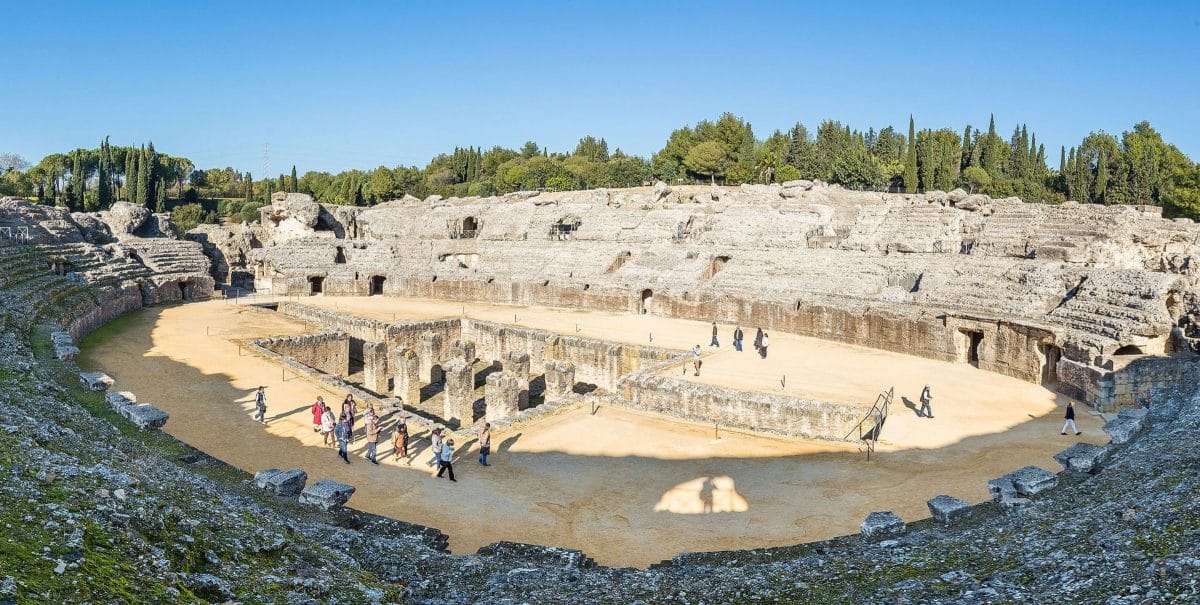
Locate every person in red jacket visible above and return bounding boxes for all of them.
[310,396,325,432]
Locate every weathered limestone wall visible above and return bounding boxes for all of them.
[391,347,421,406]
[442,358,475,428]
[619,373,866,441]
[255,332,350,377]
[361,340,389,394]
[65,284,144,341]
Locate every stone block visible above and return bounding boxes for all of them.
[256,469,307,496]
[450,339,476,364]
[1006,466,1058,496]
[392,347,421,407]
[485,371,521,423]
[79,371,114,391]
[298,479,355,511]
[860,511,905,542]
[443,358,475,428]
[1053,442,1109,473]
[1103,417,1141,445]
[926,495,971,525]
[124,403,169,430]
[544,359,575,403]
[50,331,79,360]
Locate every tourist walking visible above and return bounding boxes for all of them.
[341,395,357,442]
[427,428,444,467]
[320,403,336,446]
[394,415,410,462]
[733,325,744,352]
[759,332,769,359]
[334,413,351,464]
[364,407,380,464]
[1061,401,1081,435]
[710,322,720,347]
[436,438,457,481]
[692,345,702,376]
[310,396,325,432]
[253,386,267,425]
[754,328,763,355]
[919,385,933,418]
[478,422,492,466]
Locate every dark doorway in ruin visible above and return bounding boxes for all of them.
[640,289,653,315]
[1114,344,1144,356]
[335,247,346,264]
[461,216,478,238]
[958,329,983,367]
[1039,343,1061,384]
[370,275,385,296]
[308,276,324,294]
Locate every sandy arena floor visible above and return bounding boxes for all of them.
[79,296,1105,567]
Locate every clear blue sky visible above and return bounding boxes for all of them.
[3,1,1198,174]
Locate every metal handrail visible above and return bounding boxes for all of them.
[844,386,893,460]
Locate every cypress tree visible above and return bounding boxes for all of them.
[904,115,918,193]
[135,145,149,206]
[124,147,137,202]
[1094,150,1109,203]
[960,125,972,170]
[97,138,112,210]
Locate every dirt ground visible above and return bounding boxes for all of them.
[79,297,1105,568]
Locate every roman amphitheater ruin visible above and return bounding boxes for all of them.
[2,181,1198,602]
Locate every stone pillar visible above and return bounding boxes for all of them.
[420,332,444,383]
[544,335,562,362]
[485,371,521,423]
[443,358,475,428]
[362,341,389,394]
[392,347,421,407]
[544,360,575,403]
[450,339,476,364]
[501,350,531,409]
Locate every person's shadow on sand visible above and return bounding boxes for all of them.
[699,477,714,514]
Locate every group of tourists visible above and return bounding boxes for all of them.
[694,323,770,374]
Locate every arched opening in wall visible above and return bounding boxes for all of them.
[1038,343,1061,385]
[640,289,653,315]
[1114,344,1145,356]
[451,216,478,239]
[308,276,324,295]
[369,276,385,296]
[335,247,346,264]
[605,251,632,274]
[178,280,194,301]
[956,329,984,367]
[701,255,731,280]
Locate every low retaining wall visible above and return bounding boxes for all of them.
[618,372,866,441]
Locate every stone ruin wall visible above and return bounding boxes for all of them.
[254,332,350,377]
[219,183,1200,412]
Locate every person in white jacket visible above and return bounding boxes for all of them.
[436,439,457,482]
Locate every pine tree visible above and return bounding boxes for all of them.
[904,115,918,193]
[290,165,298,192]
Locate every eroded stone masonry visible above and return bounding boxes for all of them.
[3,185,1200,603]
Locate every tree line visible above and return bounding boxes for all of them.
[2,114,1198,224]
